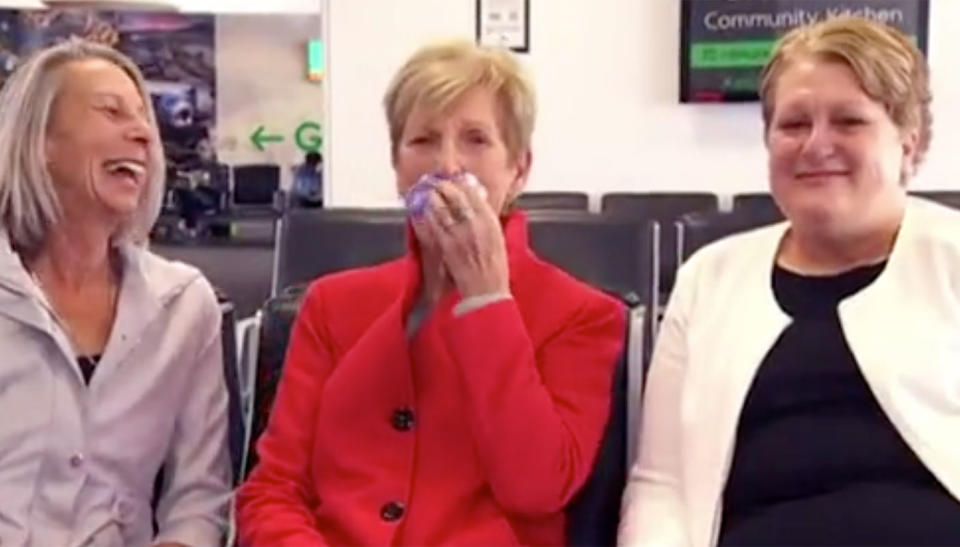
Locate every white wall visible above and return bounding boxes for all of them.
[214,13,324,188]
[916,1,960,191]
[327,0,960,208]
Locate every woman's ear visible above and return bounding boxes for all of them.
[899,127,920,185]
[508,149,532,199]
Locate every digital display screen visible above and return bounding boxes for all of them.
[679,0,929,102]
[308,39,324,81]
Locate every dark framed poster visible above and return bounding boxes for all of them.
[476,0,530,53]
[679,0,930,103]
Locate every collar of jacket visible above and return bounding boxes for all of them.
[397,209,535,317]
[0,230,202,345]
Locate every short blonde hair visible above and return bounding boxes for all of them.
[0,38,165,255]
[759,15,932,167]
[383,39,536,162]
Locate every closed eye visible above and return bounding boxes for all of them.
[836,117,867,126]
[464,130,491,145]
[407,135,434,145]
[777,120,809,130]
[97,104,122,118]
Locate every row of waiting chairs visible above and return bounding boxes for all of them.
[267,193,797,306]
[164,163,285,211]
[271,208,655,304]
[518,189,960,213]
[190,163,284,207]
[517,189,960,294]
[264,188,960,372]
[156,163,286,239]
[227,191,960,542]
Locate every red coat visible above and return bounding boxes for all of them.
[236,211,625,545]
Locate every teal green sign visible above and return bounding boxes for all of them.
[250,121,323,152]
[308,40,324,81]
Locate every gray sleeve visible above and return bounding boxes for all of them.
[453,292,513,317]
[154,285,231,546]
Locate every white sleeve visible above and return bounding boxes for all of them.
[618,260,697,547]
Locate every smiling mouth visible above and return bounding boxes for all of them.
[104,159,147,184]
[795,171,849,179]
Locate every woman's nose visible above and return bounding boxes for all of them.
[125,115,153,147]
[800,120,836,160]
[433,138,463,178]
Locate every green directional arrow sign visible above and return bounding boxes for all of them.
[250,125,283,151]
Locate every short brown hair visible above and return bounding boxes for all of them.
[383,39,536,163]
[759,16,932,167]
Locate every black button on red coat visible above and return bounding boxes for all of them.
[391,407,415,431]
[380,501,405,522]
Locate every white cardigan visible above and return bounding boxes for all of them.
[619,197,960,547]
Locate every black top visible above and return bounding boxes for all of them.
[77,355,100,385]
[718,262,960,546]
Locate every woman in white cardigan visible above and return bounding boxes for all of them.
[620,16,960,547]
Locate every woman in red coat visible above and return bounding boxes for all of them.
[236,39,625,546]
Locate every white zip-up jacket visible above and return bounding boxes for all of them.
[0,232,230,546]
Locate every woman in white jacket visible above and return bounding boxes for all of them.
[0,40,229,545]
[620,16,960,546]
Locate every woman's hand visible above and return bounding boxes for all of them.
[416,180,510,298]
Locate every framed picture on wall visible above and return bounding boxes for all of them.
[679,0,930,102]
[476,0,529,53]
